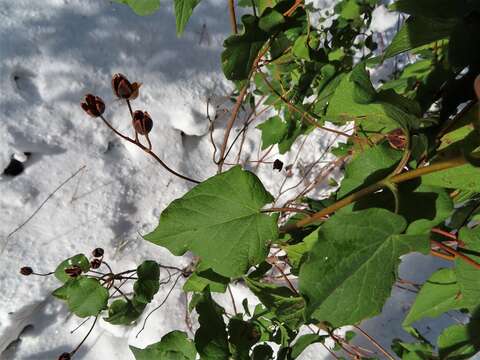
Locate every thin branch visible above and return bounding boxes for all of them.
[227,285,238,314]
[431,239,480,270]
[99,115,200,184]
[353,325,395,360]
[228,0,238,34]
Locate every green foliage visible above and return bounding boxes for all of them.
[67,277,109,318]
[114,0,160,16]
[144,166,278,277]
[130,331,197,360]
[299,208,429,327]
[174,0,201,35]
[54,254,90,283]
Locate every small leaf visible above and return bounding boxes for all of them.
[291,334,327,358]
[54,254,90,283]
[257,116,288,149]
[144,166,278,277]
[245,277,305,328]
[403,268,465,328]
[174,0,201,36]
[194,291,231,359]
[114,0,160,16]
[299,208,429,327]
[130,330,197,360]
[222,15,268,80]
[133,260,160,305]
[105,299,144,325]
[67,277,108,318]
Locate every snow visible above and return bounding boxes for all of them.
[0,0,470,359]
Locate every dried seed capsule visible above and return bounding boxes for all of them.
[90,259,102,269]
[58,352,71,360]
[132,110,153,135]
[111,73,141,100]
[64,266,82,278]
[92,248,104,258]
[81,94,105,117]
[20,266,33,276]
[273,159,283,172]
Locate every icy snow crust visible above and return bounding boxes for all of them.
[0,0,470,359]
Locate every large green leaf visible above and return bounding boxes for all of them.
[194,291,231,359]
[438,321,480,359]
[455,227,480,307]
[130,330,197,360]
[114,0,160,16]
[384,16,457,59]
[403,268,465,327]
[67,277,108,318]
[221,15,268,80]
[144,166,278,277]
[299,208,429,327]
[338,142,402,198]
[245,277,305,328]
[174,0,201,36]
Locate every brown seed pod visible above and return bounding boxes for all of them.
[90,259,102,269]
[132,110,153,135]
[92,247,104,258]
[111,73,141,100]
[64,266,82,278]
[20,266,33,276]
[81,94,105,117]
[386,128,407,150]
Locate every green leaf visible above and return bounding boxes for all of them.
[403,268,465,328]
[258,8,285,33]
[228,317,261,359]
[144,166,278,277]
[338,142,402,198]
[252,344,274,360]
[384,16,457,58]
[283,229,318,274]
[291,334,327,358]
[438,321,480,359]
[455,227,480,307]
[339,0,360,20]
[421,163,480,191]
[194,291,231,359]
[54,254,90,283]
[52,279,76,300]
[245,277,305,328]
[105,299,144,325]
[174,0,201,36]
[134,260,160,305]
[299,208,429,327]
[257,116,288,149]
[130,330,197,360]
[114,0,160,16]
[222,15,268,80]
[67,277,108,318]
[183,268,229,293]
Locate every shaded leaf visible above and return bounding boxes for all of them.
[130,330,197,360]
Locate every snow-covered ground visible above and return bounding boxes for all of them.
[0,1,471,359]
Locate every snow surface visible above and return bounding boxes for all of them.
[0,0,473,359]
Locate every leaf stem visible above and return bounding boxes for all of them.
[228,0,238,34]
[283,155,467,232]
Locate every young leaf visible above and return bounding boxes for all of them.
[222,15,268,80]
[67,277,108,318]
[299,208,429,327]
[194,291,231,359]
[174,0,201,36]
[257,116,288,150]
[437,321,480,359]
[130,330,197,360]
[403,268,465,328]
[54,254,90,283]
[245,277,305,328]
[183,268,229,293]
[291,333,327,358]
[144,166,278,277]
[113,0,160,16]
[133,260,160,305]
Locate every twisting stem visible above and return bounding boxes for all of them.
[99,115,200,184]
[283,155,467,232]
[431,239,480,270]
[228,0,238,34]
